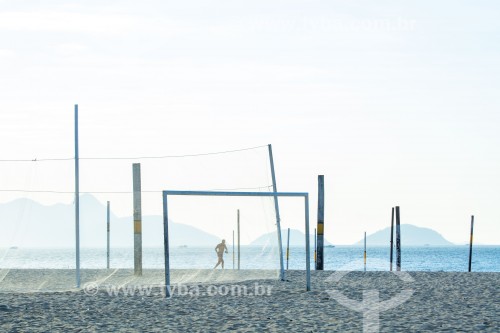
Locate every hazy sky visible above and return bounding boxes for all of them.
[1,1,499,245]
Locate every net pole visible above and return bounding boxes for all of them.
[133,163,142,276]
[74,104,81,288]
[237,209,240,270]
[268,144,285,281]
[286,228,290,270]
[162,192,171,298]
[468,215,474,272]
[364,232,367,272]
[305,194,311,291]
[232,230,235,270]
[107,201,110,269]
[314,228,317,269]
[316,175,324,270]
[395,206,401,271]
[390,207,394,271]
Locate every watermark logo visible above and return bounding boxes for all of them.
[83,282,273,298]
[83,282,99,296]
[241,17,417,33]
[326,259,414,333]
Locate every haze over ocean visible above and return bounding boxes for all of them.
[1,246,498,272]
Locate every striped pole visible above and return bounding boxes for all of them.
[468,215,474,272]
[316,175,325,270]
[133,163,142,276]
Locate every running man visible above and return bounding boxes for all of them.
[213,239,228,269]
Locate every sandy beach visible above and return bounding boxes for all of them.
[0,269,499,332]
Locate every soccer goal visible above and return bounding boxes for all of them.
[161,190,311,297]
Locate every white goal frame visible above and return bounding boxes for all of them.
[162,190,311,297]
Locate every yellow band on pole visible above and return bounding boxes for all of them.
[286,249,289,259]
[134,220,142,234]
[317,224,324,235]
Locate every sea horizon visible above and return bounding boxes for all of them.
[2,245,499,272]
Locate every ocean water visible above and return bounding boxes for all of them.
[1,246,499,272]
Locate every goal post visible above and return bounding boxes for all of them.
[162,190,311,297]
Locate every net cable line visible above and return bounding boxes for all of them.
[0,185,274,194]
[0,144,268,163]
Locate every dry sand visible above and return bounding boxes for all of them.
[0,269,499,332]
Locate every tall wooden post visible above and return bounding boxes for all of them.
[286,228,290,270]
[390,207,394,271]
[107,201,110,269]
[395,206,401,271]
[74,104,81,288]
[133,163,142,276]
[468,215,474,272]
[316,175,325,270]
[237,209,240,270]
[364,232,367,272]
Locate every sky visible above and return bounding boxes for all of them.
[1,0,500,245]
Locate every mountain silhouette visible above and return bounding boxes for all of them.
[355,224,454,246]
[0,195,220,248]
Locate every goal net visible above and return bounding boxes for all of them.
[161,190,311,295]
[0,143,311,293]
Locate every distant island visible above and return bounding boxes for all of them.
[355,224,454,246]
[2,196,457,248]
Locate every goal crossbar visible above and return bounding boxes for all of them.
[161,190,311,297]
